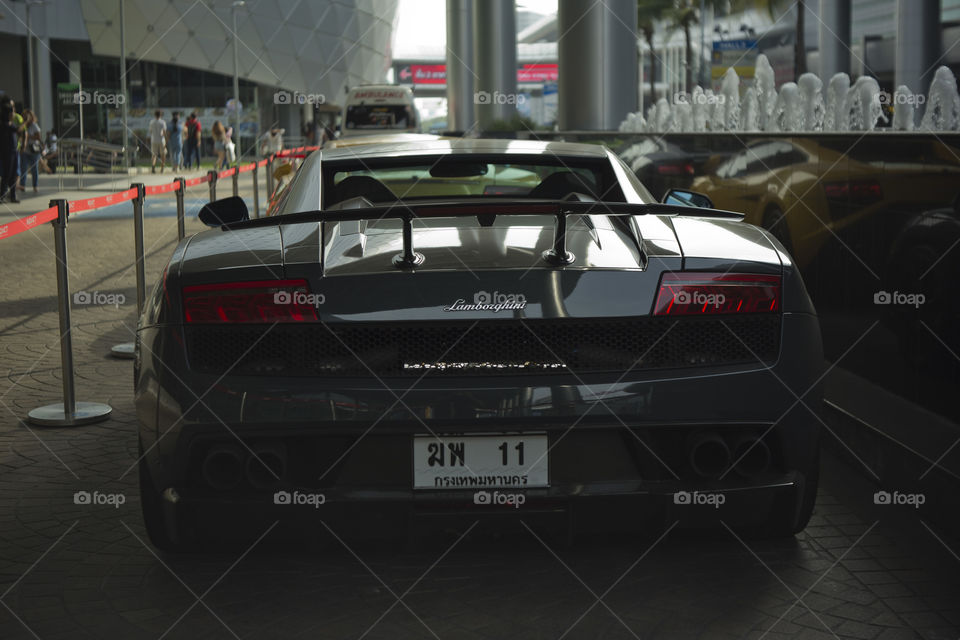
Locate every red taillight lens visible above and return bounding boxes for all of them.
[823,180,882,203]
[183,279,319,323]
[656,162,695,176]
[653,272,781,316]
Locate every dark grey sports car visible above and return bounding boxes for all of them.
[135,139,823,550]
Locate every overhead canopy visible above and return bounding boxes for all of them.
[79,0,398,105]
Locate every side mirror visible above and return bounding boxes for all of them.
[199,196,249,227]
[662,188,714,209]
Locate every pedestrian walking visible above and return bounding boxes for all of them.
[211,121,227,170]
[260,126,284,157]
[18,109,42,192]
[0,99,19,203]
[149,110,167,173]
[168,111,182,171]
[183,112,202,169]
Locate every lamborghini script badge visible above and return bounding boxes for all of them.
[444,291,527,313]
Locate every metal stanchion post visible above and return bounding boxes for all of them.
[175,177,186,240]
[111,183,146,359]
[208,170,218,202]
[28,200,112,426]
[252,163,260,218]
[232,167,239,197]
[266,156,274,200]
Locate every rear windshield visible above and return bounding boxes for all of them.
[345,105,416,131]
[322,155,623,207]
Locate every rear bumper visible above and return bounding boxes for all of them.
[168,473,808,538]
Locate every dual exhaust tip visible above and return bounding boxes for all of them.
[687,431,771,480]
[202,443,287,490]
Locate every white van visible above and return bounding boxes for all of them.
[340,85,420,137]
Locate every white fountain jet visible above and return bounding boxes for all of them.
[754,54,777,131]
[691,86,709,132]
[741,87,760,131]
[797,73,825,130]
[824,72,851,132]
[770,82,802,132]
[920,66,960,131]
[846,76,886,131]
[712,68,741,131]
[891,85,916,131]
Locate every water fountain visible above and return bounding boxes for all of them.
[892,85,915,131]
[617,58,959,133]
[798,73,825,130]
[713,67,741,131]
[741,87,760,131]
[824,72,851,132]
[847,75,886,131]
[691,86,709,132]
[754,54,777,131]
[920,66,960,131]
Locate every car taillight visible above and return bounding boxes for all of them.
[183,279,319,323]
[823,180,882,203]
[656,162,695,176]
[653,272,781,316]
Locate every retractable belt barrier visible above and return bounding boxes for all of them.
[7,145,320,425]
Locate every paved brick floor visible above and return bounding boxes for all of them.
[1,194,959,639]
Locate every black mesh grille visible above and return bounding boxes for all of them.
[184,315,780,377]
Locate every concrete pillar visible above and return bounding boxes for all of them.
[446,0,475,132]
[473,0,517,129]
[558,0,638,130]
[895,0,940,96]
[819,0,851,80]
[36,37,53,134]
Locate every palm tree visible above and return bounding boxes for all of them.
[637,0,673,110]
[666,0,700,91]
[794,0,806,77]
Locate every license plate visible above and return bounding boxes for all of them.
[413,434,549,489]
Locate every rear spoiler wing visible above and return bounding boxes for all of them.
[223,199,745,268]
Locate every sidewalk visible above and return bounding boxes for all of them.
[0,167,213,219]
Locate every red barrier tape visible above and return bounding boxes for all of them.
[1,147,316,241]
[0,206,59,240]
[68,187,139,214]
[145,180,181,196]
[184,174,210,187]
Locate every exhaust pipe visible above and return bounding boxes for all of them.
[202,444,244,490]
[731,436,771,479]
[687,431,731,479]
[245,443,287,489]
